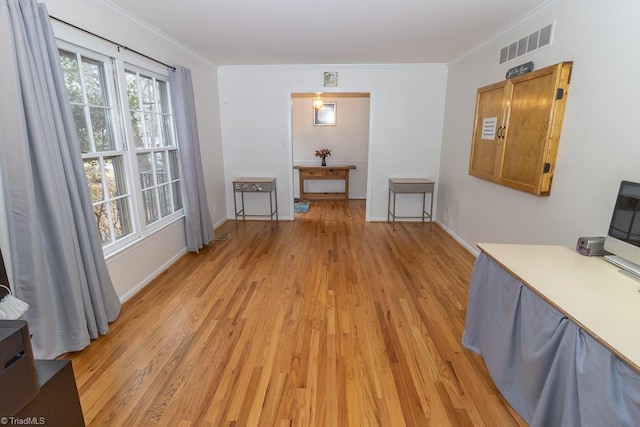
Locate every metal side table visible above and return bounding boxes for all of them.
[387,178,434,230]
[233,177,278,228]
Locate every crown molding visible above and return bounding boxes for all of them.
[218,63,447,71]
[86,0,216,67]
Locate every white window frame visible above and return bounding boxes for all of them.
[56,37,184,257]
[118,63,183,236]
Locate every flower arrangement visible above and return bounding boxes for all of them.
[315,148,332,166]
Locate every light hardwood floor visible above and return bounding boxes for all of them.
[63,200,525,426]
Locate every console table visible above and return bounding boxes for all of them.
[293,165,356,202]
[232,177,278,228]
[463,243,640,426]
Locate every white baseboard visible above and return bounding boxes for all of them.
[118,248,187,303]
[435,219,479,257]
[213,217,227,230]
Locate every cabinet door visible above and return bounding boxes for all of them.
[468,81,510,180]
[468,61,572,196]
[501,63,571,194]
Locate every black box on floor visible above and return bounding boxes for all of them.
[0,320,39,416]
[16,359,85,426]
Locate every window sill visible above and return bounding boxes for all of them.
[105,214,185,262]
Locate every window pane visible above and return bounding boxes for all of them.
[156,80,169,113]
[112,198,132,239]
[161,115,174,147]
[155,152,168,184]
[58,50,83,103]
[142,189,158,224]
[126,71,139,110]
[93,203,111,244]
[159,184,172,217]
[131,111,145,149]
[144,112,158,147]
[82,57,107,106]
[90,107,115,151]
[137,153,154,189]
[172,182,182,211]
[104,156,127,198]
[169,150,180,180]
[72,105,90,153]
[126,71,145,148]
[141,75,155,112]
[84,159,104,203]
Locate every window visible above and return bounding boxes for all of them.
[58,43,183,255]
[125,69,182,225]
[58,49,133,246]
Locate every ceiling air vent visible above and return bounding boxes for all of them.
[499,23,554,64]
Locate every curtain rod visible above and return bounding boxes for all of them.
[49,15,176,71]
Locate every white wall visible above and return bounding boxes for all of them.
[44,0,633,301]
[292,95,370,199]
[438,0,640,254]
[44,0,226,300]
[218,64,448,221]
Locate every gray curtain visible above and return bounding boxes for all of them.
[0,0,121,358]
[169,66,214,252]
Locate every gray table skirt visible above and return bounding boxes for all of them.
[462,253,640,427]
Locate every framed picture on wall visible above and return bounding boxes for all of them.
[324,71,338,87]
[313,102,336,126]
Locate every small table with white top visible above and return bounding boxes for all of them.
[387,178,434,230]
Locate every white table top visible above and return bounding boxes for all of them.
[388,178,434,184]
[478,243,640,372]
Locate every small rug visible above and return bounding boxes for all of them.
[294,202,311,213]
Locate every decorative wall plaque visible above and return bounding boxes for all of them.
[324,72,338,86]
[505,61,534,79]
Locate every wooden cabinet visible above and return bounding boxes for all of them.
[299,168,348,179]
[294,165,356,201]
[469,61,573,196]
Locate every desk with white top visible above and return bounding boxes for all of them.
[463,243,640,426]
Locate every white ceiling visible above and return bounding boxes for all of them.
[107,0,554,66]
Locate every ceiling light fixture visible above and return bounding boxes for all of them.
[313,93,324,109]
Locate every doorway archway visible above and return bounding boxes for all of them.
[290,92,371,219]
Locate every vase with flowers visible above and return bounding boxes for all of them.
[315,148,332,166]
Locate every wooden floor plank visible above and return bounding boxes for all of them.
[62,200,525,426]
